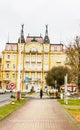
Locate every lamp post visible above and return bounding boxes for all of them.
[64,74,68,104]
[17,29,22,100]
[55,80,57,89]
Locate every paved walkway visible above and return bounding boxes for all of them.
[0,96,80,130]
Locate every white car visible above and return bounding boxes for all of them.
[5,89,12,93]
[0,89,5,94]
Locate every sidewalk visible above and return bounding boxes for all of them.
[0,97,80,130]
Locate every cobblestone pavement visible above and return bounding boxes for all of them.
[0,97,80,130]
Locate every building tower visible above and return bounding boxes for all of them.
[43,25,50,43]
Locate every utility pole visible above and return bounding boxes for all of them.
[17,26,22,100]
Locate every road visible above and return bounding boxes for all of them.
[0,93,11,106]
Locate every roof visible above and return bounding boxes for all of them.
[61,84,77,88]
[5,43,18,51]
[26,36,43,44]
[50,43,63,46]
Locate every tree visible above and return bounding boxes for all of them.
[45,66,71,90]
[66,36,80,90]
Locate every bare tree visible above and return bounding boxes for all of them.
[66,36,80,90]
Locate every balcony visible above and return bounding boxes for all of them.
[56,60,61,63]
[25,60,30,63]
[37,60,42,63]
[6,59,11,62]
[3,78,10,83]
[29,50,38,54]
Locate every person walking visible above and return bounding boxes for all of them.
[40,88,43,99]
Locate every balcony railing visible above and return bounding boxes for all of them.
[29,50,38,53]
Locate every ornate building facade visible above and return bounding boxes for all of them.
[0,55,2,87]
[1,25,66,91]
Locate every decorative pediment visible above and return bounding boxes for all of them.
[25,43,43,53]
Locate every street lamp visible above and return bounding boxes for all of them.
[55,80,57,89]
[17,26,22,100]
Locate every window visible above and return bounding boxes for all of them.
[25,56,29,62]
[7,64,9,69]
[6,73,9,78]
[44,65,48,70]
[54,46,57,51]
[31,56,35,62]
[7,55,10,59]
[51,46,54,51]
[31,64,35,70]
[32,47,36,52]
[44,55,48,60]
[37,73,41,79]
[57,56,61,62]
[13,55,16,60]
[7,45,11,50]
[32,73,35,80]
[57,46,61,51]
[51,56,54,61]
[25,64,30,70]
[25,47,30,52]
[12,74,15,78]
[38,47,42,52]
[13,46,17,51]
[13,64,16,69]
[37,64,41,70]
[37,56,41,62]
[44,46,48,52]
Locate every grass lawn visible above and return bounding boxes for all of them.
[67,108,80,122]
[57,99,80,122]
[0,99,27,120]
[57,99,80,105]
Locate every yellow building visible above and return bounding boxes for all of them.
[1,25,66,92]
[0,55,2,87]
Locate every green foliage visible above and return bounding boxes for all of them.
[58,99,80,105]
[10,94,16,98]
[67,108,80,117]
[45,66,71,89]
[58,99,80,121]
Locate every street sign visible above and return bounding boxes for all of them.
[8,83,16,90]
[25,77,29,83]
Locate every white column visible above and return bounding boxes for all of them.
[64,74,68,104]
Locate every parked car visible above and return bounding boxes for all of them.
[0,89,5,94]
[71,92,79,97]
[5,89,12,93]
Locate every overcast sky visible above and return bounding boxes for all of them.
[0,0,80,53]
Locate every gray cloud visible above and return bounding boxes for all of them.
[0,0,80,53]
